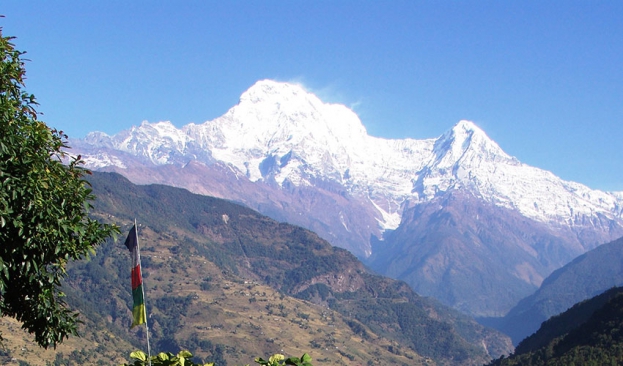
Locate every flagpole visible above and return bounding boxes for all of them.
[135,219,153,366]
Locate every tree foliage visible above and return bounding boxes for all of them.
[0,28,117,348]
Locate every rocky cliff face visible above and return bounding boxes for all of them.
[69,79,623,316]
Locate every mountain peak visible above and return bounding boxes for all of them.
[431,120,511,169]
[454,119,481,133]
[239,79,316,106]
[224,79,369,152]
[449,120,492,146]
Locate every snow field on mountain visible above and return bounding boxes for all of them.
[77,79,623,231]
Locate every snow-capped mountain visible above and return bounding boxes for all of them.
[71,79,623,316]
[76,80,622,231]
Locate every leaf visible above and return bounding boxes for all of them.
[178,350,193,358]
[130,351,147,361]
[269,354,285,365]
[300,354,312,363]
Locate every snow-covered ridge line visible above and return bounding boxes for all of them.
[74,79,623,229]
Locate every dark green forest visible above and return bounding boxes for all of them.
[488,287,623,366]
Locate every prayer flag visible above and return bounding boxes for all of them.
[124,224,146,328]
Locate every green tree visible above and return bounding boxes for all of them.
[0,28,117,348]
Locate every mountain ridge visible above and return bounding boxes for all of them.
[67,79,623,316]
[73,80,623,232]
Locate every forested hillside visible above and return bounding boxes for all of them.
[488,287,623,365]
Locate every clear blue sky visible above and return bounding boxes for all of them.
[2,1,622,191]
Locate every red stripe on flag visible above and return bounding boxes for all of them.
[131,265,142,290]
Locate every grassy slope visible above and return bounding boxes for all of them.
[0,172,511,365]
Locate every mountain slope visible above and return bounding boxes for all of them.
[85,172,513,365]
[491,235,623,344]
[368,190,581,316]
[487,287,623,365]
[68,79,623,316]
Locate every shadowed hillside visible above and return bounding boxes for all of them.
[487,236,623,344]
[487,287,623,365]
